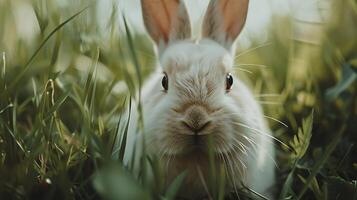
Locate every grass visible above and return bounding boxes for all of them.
[0,0,356,199]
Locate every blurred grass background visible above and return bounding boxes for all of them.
[0,0,356,199]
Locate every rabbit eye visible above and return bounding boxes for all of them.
[226,73,233,90]
[162,73,168,90]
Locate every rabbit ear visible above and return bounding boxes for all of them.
[202,0,249,51]
[141,0,191,48]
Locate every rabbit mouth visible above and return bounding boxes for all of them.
[172,134,209,155]
[172,134,232,156]
[192,134,206,146]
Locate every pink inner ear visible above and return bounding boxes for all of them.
[220,0,249,40]
[142,0,180,44]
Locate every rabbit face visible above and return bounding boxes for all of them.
[144,39,251,158]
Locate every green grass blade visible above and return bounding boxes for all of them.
[122,16,144,130]
[118,98,132,161]
[164,170,187,200]
[207,134,217,197]
[297,175,323,200]
[122,16,142,90]
[290,111,314,161]
[111,97,127,158]
[146,155,163,194]
[296,125,346,200]
[44,91,70,121]
[0,52,6,88]
[279,165,296,200]
[217,164,226,200]
[9,6,89,90]
[84,47,100,105]
[88,48,100,121]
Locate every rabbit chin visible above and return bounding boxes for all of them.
[150,131,236,156]
[154,139,246,199]
[146,129,248,198]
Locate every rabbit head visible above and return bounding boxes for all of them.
[141,0,257,166]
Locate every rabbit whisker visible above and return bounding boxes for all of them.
[234,132,278,168]
[233,68,253,74]
[221,152,238,197]
[226,151,243,199]
[263,115,288,127]
[234,42,273,59]
[196,165,213,200]
[254,93,281,98]
[231,137,249,156]
[232,121,290,150]
[257,101,282,105]
[223,112,287,129]
[234,63,269,68]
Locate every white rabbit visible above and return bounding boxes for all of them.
[124,0,275,198]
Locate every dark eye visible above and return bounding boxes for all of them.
[226,73,233,90]
[162,72,168,90]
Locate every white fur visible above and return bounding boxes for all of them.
[124,39,275,198]
[123,0,275,198]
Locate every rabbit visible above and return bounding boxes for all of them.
[124,0,275,199]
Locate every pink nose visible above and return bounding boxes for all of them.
[181,106,211,134]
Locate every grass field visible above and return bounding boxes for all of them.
[0,0,356,199]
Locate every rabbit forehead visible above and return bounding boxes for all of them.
[160,39,233,74]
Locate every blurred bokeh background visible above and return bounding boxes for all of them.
[0,0,356,199]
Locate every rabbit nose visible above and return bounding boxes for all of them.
[181,106,211,134]
[182,120,211,134]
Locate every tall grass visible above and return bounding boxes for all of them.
[0,0,356,199]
